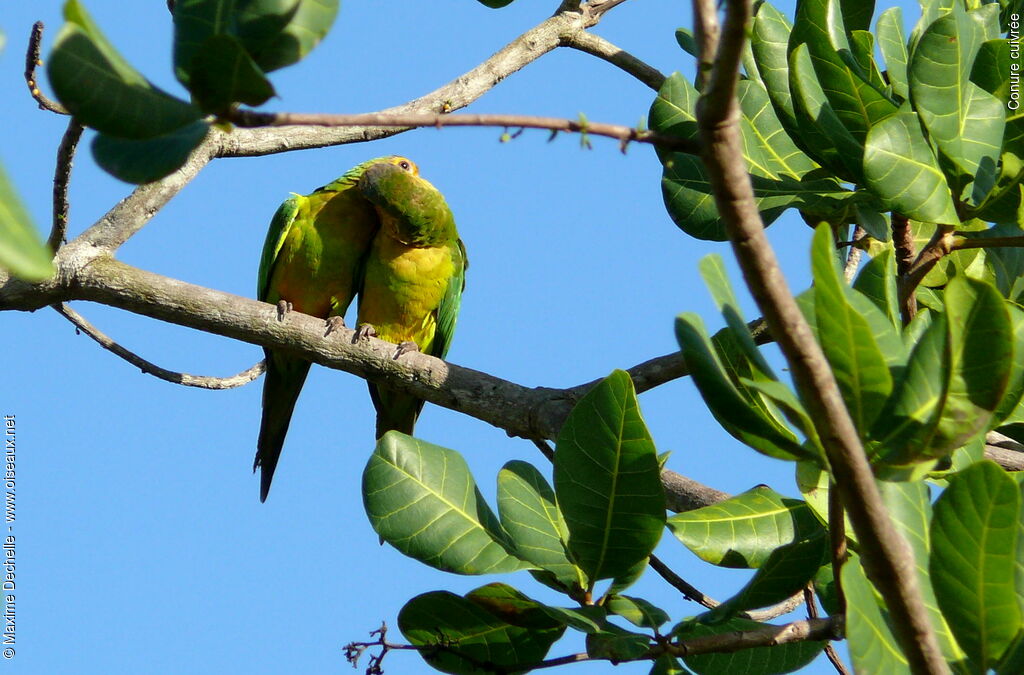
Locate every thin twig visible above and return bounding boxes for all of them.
[843,226,864,283]
[649,554,717,609]
[227,110,700,155]
[561,31,667,91]
[691,0,947,672]
[805,587,850,675]
[650,554,804,620]
[48,118,84,252]
[952,234,1024,250]
[24,22,68,114]
[54,303,266,389]
[532,438,555,462]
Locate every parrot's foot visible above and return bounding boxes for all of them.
[276,300,293,322]
[394,341,420,359]
[354,323,377,343]
[324,316,346,337]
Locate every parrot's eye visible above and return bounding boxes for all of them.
[398,160,412,171]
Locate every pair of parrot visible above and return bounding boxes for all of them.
[254,156,466,502]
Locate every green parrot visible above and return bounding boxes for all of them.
[255,156,420,502]
[355,162,467,438]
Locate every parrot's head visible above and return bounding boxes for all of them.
[378,156,420,177]
[358,161,456,247]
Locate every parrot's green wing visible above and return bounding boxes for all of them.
[256,193,302,302]
[431,237,467,360]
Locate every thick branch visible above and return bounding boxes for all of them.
[227,110,698,154]
[668,617,839,658]
[4,255,719,509]
[54,303,266,389]
[691,0,947,672]
[892,213,917,325]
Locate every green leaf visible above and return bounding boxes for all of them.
[737,80,818,179]
[497,460,584,592]
[707,536,828,621]
[91,120,210,184]
[186,34,275,112]
[843,553,910,674]
[877,480,967,664]
[652,72,855,240]
[872,310,950,463]
[811,224,894,434]
[910,5,1005,190]
[0,163,54,281]
[675,27,698,57]
[972,39,1014,104]
[650,654,692,675]
[994,303,1024,426]
[849,30,887,93]
[585,624,652,661]
[47,0,201,139]
[877,6,910,100]
[853,249,901,329]
[605,595,670,629]
[853,202,892,241]
[750,2,800,138]
[362,432,524,575]
[931,460,1023,669]
[399,589,563,674]
[934,276,1013,448]
[608,556,648,596]
[537,605,607,634]
[667,486,825,568]
[675,617,824,674]
[788,42,866,181]
[876,277,1012,464]
[790,0,898,143]
[464,583,564,630]
[839,0,874,33]
[236,0,339,73]
[863,111,960,224]
[553,370,665,583]
[675,313,809,460]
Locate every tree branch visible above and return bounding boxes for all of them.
[226,110,698,154]
[691,0,947,672]
[561,30,667,91]
[216,4,600,158]
[649,554,804,620]
[48,118,84,252]
[54,303,266,389]
[952,233,1024,250]
[0,255,726,510]
[892,213,917,325]
[24,22,68,115]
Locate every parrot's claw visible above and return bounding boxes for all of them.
[394,341,420,359]
[276,300,293,322]
[324,316,346,337]
[354,323,377,343]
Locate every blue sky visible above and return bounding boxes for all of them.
[1,1,923,673]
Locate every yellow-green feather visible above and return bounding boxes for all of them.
[356,164,466,437]
[254,156,413,501]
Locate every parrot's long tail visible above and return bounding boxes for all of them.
[369,383,425,439]
[255,353,312,502]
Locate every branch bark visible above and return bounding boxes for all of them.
[691,0,947,672]
[0,255,722,510]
